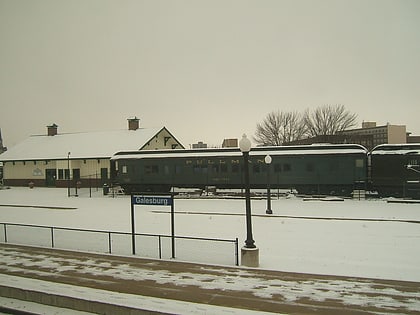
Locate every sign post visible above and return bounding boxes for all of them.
[130,193,175,258]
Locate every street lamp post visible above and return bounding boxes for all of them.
[265,154,273,214]
[239,134,259,267]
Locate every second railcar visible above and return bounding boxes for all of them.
[370,144,420,198]
[111,144,367,196]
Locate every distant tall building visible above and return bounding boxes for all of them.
[192,141,208,149]
[222,138,238,148]
[286,121,410,150]
[338,122,406,149]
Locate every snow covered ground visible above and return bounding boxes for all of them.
[1,187,420,282]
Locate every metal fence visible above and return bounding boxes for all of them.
[0,222,239,266]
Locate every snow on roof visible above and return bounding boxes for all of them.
[370,143,420,155]
[111,144,367,160]
[0,128,163,161]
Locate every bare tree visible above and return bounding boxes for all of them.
[254,110,305,146]
[302,104,357,138]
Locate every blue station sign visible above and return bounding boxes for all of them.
[131,195,173,206]
[130,193,175,257]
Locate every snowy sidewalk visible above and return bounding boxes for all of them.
[1,244,419,314]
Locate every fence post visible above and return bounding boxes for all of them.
[171,193,175,259]
[3,224,7,243]
[235,238,239,266]
[51,227,54,248]
[108,232,112,254]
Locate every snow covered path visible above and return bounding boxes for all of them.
[1,244,420,314]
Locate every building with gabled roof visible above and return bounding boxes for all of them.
[0,118,184,188]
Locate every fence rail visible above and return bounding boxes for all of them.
[0,222,239,266]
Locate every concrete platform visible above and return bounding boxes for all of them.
[1,243,420,314]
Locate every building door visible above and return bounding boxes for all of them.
[45,169,57,187]
[101,168,108,184]
[73,169,80,180]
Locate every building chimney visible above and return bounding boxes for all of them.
[47,123,58,136]
[127,117,140,131]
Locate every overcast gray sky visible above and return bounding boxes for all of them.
[1,0,419,148]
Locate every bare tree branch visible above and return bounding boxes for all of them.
[254,110,305,146]
[302,104,357,138]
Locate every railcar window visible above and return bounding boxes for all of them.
[253,165,261,173]
[355,159,364,168]
[274,164,281,173]
[122,165,128,174]
[175,165,182,174]
[221,164,228,173]
[193,165,208,174]
[232,164,240,173]
[145,165,159,174]
[211,165,219,173]
[164,165,170,175]
[283,164,291,172]
[306,163,314,172]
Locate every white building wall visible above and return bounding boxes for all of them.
[3,160,57,180]
[3,158,110,184]
[387,125,407,144]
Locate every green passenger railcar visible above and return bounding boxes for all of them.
[111,144,368,196]
[370,144,420,198]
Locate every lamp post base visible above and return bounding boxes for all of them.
[266,209,273,214]
[241,246,259,267]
